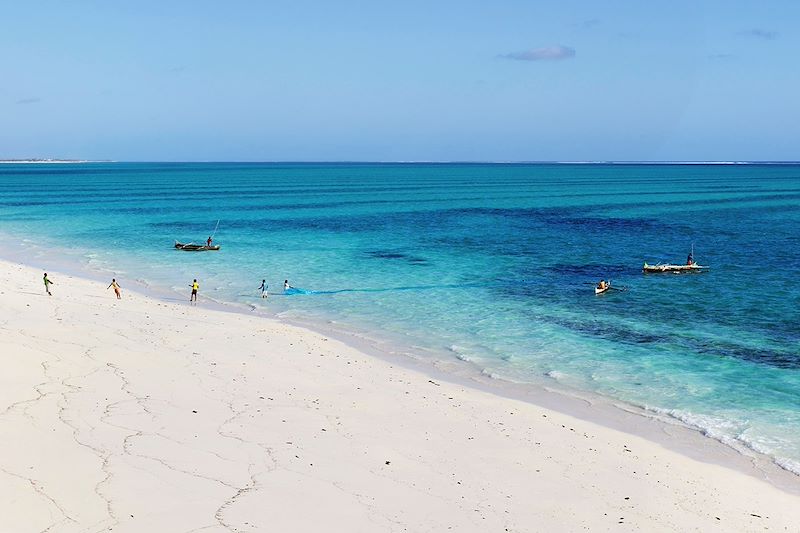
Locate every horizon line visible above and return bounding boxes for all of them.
[4,159,800,165]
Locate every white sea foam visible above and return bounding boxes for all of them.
[544,370,567,380]
[774,457,800,476]
[480,368,500,379]
[649,406,741,439]
[644,405,800,476]
[447,344,471,362]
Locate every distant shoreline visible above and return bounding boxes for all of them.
[127,160,800,164]
[0,159,111,164]
[2,159,799,165]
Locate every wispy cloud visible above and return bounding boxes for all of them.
[738,28,778,40]
[501,45,576,62]
[709,53,735,60]
[16,97,41,105]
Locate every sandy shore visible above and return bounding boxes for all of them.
[1,259,799,532]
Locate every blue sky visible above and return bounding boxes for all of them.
[2,1,798,161]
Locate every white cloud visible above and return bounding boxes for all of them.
[739,29,777,40]
[501,46,576,62]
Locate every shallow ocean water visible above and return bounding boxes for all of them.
[1,162,799,470]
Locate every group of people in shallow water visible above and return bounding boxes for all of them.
[190,278,293,304]
[43,271,294,304]
[254,279,293,299]
[191,278,292,302]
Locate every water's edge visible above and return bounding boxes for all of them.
[2,230,798,495]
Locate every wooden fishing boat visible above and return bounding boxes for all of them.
[642,262,706,273]
[174,220,221,251]
[645,245,708,273]
[175,241,220,251]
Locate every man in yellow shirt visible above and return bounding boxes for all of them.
[190,279,199,303]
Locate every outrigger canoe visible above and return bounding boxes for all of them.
[643,262,706,273]
[175,241,220,251]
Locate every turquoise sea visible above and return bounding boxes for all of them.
[2,162,799,471]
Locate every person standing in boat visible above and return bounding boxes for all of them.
[190,279,199,303]
[258,279,268,298]
[207,236,213,247]
[107,278,122,299]
[284,280,291,292]
[43,272,54,296]
[687,251,694,265]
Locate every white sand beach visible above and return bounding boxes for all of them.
[1,258,799,532]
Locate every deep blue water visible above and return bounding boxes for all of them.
[2,162,799,471]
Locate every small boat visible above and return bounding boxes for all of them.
[175,241,220,251]
[644,244,707,273]
[595,284,611,294]
[642,262,706,273]
[174,220,222,252]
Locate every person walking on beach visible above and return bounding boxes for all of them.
[43,273,54,296]
[258,279,268,298]
[190,279,199,303]
[107,278,122,299]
